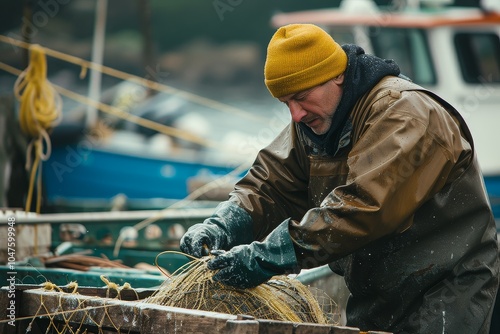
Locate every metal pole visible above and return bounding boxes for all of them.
[0,207,215,224]
[21,0,34,76]
[86,0,108,128]
[137,0,156,96]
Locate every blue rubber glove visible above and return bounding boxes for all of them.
[180,201,253,258]
[207,219,300,289]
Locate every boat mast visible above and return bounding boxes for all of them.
[86,0,108,129]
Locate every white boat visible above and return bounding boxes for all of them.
[270,0,500,222]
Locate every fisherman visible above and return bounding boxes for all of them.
[180,24,499,333]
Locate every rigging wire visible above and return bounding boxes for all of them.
[0,34,269,125]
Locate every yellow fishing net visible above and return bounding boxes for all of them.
[15,255,338,333]
[144,255,339,324]
[24,277,137,334]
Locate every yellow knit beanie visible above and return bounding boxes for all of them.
[264,24,348,98]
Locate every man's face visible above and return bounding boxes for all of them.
[278,75,344,135]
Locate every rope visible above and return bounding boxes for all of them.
[144,255,338,324]
[0,60,220,149]
[13,44,62,215]
[55,83,219,148]
[0,34,269,125]
[14,44,62,138]
[42,281,78,294]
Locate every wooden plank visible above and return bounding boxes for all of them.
[0,286,28,334]
[257,319,295,334]
[139,303,237,333]
[9,283,155,300]
[224,318,260,334]
[20,288,239,333]
[292,322,332,334]
[330,325,363,334]
[17,288,390,333]
[0,288,14,334]
[22,289,140,331]
[257,319,362,334]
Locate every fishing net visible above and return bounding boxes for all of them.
[23,277,138,334]
[144,255,339,324]
[13,255,338,333]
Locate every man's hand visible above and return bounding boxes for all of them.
[207,245,282,288]
[180,223,227,258]
[180,202,254,258]
[207,219,299,289]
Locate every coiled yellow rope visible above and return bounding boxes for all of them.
[14,44,62,213]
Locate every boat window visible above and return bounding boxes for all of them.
[369,27,436,85]
[454,32,500,84]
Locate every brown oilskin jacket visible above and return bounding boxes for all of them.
[229,76,499,333]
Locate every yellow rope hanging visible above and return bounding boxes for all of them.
[13,44,62,213]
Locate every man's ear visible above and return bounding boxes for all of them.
[333,73,345,85]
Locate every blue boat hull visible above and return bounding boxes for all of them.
[42,145,244,202]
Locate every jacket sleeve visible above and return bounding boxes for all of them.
[229,124,311,241]
[289,89,472,268]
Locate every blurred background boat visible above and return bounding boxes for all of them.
[42,80,257,212]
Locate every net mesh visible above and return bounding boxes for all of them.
[25,278,135,334]
[144,255,339,324]
[13,256,339,332]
